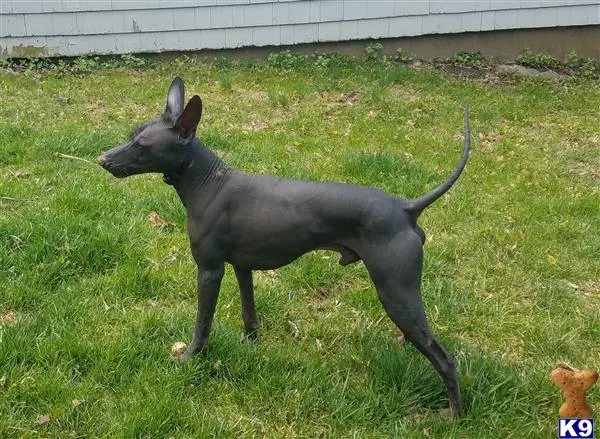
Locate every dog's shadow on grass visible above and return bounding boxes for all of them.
[360,332,557,420]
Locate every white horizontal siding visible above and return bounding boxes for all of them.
[3,1,598,37]
[2,0,596,14]
[2,0,252,14]
[5,1,435,38]
[1,0,599,57]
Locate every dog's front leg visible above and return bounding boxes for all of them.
[181,263,225,362]
[233,267,259,338]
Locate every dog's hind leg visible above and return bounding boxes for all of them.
[234,266,259,338]
[361,232,462,416]
[380,287,462,416]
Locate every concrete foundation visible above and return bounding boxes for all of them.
[168,25,600,63]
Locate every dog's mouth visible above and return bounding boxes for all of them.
[107,166,133,178]
[109,168,130,178]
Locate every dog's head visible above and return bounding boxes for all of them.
[98,77,202,178]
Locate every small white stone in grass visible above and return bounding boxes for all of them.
[171,342,187,359]
[35,414,50,426]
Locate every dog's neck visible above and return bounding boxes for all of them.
[166,138,230,208]
[162,144,194,186]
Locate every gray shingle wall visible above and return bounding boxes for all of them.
[1,0,599,57]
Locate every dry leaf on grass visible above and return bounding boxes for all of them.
[397,328,405,344]
[337,91,360,105]
[0,311,16,326]
[6,170,30,178]
[148,211,174,229]
[288,320,301,339]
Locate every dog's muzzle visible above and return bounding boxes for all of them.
[98,154,131,178]
[98,154,108,168]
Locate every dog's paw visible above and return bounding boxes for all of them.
[245,325,259,340]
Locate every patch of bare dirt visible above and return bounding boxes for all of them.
[241,120,269,133]
[426,62,518,86]
[569,159,600,181]
[323,90,362,119]
[566,134,600,182]
[337,91,360,106]
[580,280,600,302]
[477,130,503,153]
[435,64,489,79]
[254,270,277,287]
[385,84,421,103]
[314,287,330,300]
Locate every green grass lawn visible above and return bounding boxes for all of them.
[1,54,599,438]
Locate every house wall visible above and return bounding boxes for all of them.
[1,0,599,58]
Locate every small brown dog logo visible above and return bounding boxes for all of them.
[550,362,598,418]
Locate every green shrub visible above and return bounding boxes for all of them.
[394,48,415,64]
[267,50,308,70]
[516,49,559,70]
[444,51,488,68]
[566,50,600,79]
[365,42,384,61]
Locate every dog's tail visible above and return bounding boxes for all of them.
[405,104,471,218]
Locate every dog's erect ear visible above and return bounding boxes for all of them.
[173,95,202,140]
[165,77,185,117]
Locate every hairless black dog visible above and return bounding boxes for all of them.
[99,77,471,417]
